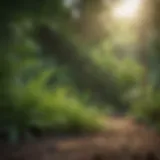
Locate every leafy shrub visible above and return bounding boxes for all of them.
[2,68,104,142]
[129,87,160,130]
[91,42,143,110]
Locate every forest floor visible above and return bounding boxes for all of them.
[1,116,160,160]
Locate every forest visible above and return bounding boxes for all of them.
[1,0,160,159]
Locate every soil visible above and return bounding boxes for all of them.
[1,117,160,160]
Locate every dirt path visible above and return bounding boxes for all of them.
[1,117,160,160]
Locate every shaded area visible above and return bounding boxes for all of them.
[36,25,125,109]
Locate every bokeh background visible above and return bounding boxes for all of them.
[0,0,160,143]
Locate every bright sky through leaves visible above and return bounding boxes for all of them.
[112,0,141,19]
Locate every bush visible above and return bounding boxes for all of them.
[91,43,143,111]
[1,69,104,143]
[129,87,160,130]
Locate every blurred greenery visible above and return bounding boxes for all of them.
[1,0,160,143]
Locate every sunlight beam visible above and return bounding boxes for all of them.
[112,0,141,19]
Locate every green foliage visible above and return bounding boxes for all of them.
[129,35,160,131]
[2,0,160,142]
[91,41,143,110]
[0,18,107,143]
[129,87,160,130]
[116,58,143,89]
[1,67,104,142]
